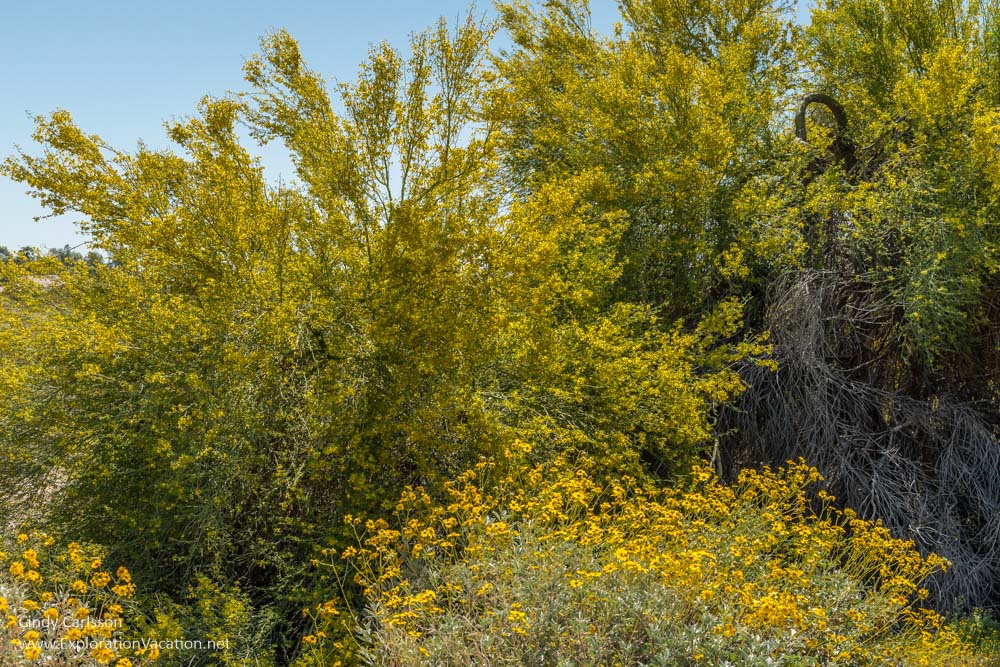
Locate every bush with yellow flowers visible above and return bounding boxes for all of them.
[308,442,990,665]
[0,530,156,666]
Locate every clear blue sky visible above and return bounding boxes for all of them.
[1,0,810,252]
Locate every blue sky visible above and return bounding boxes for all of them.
[1,0,810,251]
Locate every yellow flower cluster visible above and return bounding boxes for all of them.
[0,530,155,666]
[323,443,982,664]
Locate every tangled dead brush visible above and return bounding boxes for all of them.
[721,270,1000,612]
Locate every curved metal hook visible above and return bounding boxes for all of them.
[794,93,849,143]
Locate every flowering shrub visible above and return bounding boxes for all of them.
[0,24,768,657]
[310,443,988,665]
[0,530,155,666]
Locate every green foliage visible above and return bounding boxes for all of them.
[134,575,279,667]
[953,609,1000,658]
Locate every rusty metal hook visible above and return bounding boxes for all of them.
[794,93,849,143]
[795,93,858,176]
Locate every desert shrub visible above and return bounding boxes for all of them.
[3,0,995,661]
[494,0,800,319]
[0,529,154,666]
[953,609,1000,658]
[0,17,768,662]
[313,444,986,665]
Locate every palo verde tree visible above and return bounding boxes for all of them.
[494,0,802,317]
[488,0,786,478]
[490,0,1000,612]
[0,13,763,664]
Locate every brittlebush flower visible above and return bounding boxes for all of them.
[333,452,975,665]
[91,645,115,664]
